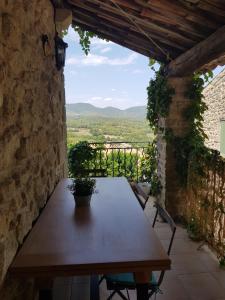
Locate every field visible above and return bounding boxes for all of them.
[66,116,153,146]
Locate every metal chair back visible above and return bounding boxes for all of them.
[152,202,176,290]
[130,182,149,210]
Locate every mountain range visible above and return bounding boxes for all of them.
[66,103,147,120]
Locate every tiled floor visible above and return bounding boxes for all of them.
[53,200,225,300]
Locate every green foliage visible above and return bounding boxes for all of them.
[72,25,106,55]
[145,65,175,196]
[172,74,210,185]
[187,217,203,241]
[202,70,213,83]
[69,178,96,196]
[68,141,96,197]
[147,67,212,186]
[147,66,175,133]
[104,151,139,179]
[148,58,157,69]
[141,140,162,196]
[68,141,95,178]
[67,116,153,146]
[219,257,225,268]
[67,140,157,183]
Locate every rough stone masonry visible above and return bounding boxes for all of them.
[0,0,67,298]
[203,68,225,151]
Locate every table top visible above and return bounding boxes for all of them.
[10,177,170,277]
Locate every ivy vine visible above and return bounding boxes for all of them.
[172,74,210,185]
[71,25,107,55]
[147,65,212,186]
[141,139,162,196]
[147,65,175,133]
[72,26,97,55]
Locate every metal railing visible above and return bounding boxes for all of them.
[82,142,150,182]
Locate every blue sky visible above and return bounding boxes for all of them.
[64,27,224,109]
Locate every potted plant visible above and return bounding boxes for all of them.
[69,177,96,207]
[68,141,95,178]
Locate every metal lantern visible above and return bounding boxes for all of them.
[55,34,68,70]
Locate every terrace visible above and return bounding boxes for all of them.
[53,201,225,300]
[1,1,225,300]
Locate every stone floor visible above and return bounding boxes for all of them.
[53,201,225,300]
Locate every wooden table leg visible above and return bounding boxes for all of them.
[134,272,151,300]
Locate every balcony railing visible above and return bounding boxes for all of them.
[79,141,150,182]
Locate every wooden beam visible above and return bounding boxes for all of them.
[140,7,209,40]
[72,7,182,57]
[167,25,225,76]
[96,11,186,51]
[70,1,188,50]
[72,16,167,60]
[72,20,166,61]
[51,0,64,7]
[145,0,222,29]
[69,0,196,46]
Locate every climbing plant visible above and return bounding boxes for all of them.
[72,25,107,55]
[146,65,225,263]
[147,64,175,133]
[145,64,175,196]
[140,139,162,196]
[172,74,210,185]
[146,65,213,185]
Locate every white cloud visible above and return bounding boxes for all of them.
[100,47,111,54]
[66,53,138,67]
[91,96,102,100]
[104,97,113,101]
[111,88,116,92]
[66,57,79,65]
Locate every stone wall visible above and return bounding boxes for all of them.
[157,77,191,218]
[203,69,225,150]
[0,0,67,299]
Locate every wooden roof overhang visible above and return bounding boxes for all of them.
[61,0,225,76]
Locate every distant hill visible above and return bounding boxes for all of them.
[66,103,147,120]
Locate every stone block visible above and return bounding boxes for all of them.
[157,76,192,218]
[0,0,66,298]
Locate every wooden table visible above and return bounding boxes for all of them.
[10,177,170,300]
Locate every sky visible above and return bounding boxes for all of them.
[64,26,224,110]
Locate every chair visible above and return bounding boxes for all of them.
[104,203,176,300]
[130,182,150,210]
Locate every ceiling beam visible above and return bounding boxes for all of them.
[51,0,64,7]
[166,25,225,76]
[68,0,196,47]
[72,8,182,57]
[72,20,166,61]
[70,1,188,51]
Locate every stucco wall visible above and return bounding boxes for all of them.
[203,69,225,151]
[0,0,67,298]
